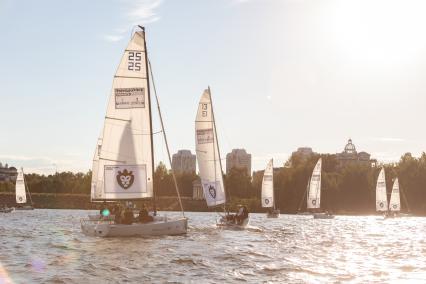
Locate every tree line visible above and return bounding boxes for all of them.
[0,152,425,214]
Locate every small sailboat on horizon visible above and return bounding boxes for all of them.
[81,26,187,237]
[261,159,280,218]
[14,167,34,210]
[375,167,388,217]
[195,88,249,229]
[308,158,334,219]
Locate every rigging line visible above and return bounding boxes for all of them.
[148,59,185,217]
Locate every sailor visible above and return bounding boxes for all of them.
[138,204,154,223]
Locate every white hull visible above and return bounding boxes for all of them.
[297,212,312,215]
[216,217,249,230]
[313,213,335,219]
[0,208,14,213]
[81,216,188,237]
[14,206,34,210]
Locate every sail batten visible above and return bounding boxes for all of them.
[307,158,322,209]
[195,89,226,207]
[376,168,388,212]
[91,30,153,201]
[261,159,274,208]
[389,178,401,212]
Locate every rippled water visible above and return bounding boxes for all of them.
[1,210,426,283]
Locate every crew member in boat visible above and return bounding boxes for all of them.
[235,205,249,224]
[122,205,134,225]
[138,204,154,223]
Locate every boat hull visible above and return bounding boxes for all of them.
[266,209,280,218]
[216,217,249,230]
[0,208,13,213]
[81,217,188,237]
[313,213,335,219]
[14,206,34,210]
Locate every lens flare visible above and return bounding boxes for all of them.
[102,209,110,217]
[0,263,13,284]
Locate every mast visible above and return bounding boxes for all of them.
[140,25,157,214]
[207,86,228,207]
[271,159,275,210]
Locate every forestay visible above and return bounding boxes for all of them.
[307,158,322,209]
[389,178,401,212]
[15,168,26,204]
[92,30,153,201]
[195,89,226,207]
[261,159,274,208]
[376,168,388,212]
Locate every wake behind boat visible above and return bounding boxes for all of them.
[81,26,187,237]
[195,88,250,229]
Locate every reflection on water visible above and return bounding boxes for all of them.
[0,210,425,283]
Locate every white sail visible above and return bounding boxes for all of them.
[376,168,388,212]
[92,30,154,200]
[389,178,401,212]
[15,168,27,204]
[261,159,274,208]
[307,158,322,209]
[195,89,226,207]
[91,137,103,200]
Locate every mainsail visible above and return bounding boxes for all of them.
[261,159,274,208]
[307,158,322,209]
[91,29,154,201]
[376,168,388,212]
[389,178,401,212]
[195,89,226,207]
[15,168,27,204]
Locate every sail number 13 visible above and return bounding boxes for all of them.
[128,51,142,71]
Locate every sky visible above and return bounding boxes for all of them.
[0,0,425,174]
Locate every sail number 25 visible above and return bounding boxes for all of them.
[128,51,142,71]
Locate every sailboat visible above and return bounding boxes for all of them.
[387,178,400,218]
[14,167,34,210]
[307,158,334,219]
[262,159,280,218]
[81,26,187,237]
[375,167,388,217]
[195,88,249,229]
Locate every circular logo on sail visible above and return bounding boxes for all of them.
[312,199,317,206]
[116,169,135,190]
[265,198,270,205]
[393,204,397,209]
[208,185,216,199]
[379,202,384,208]
[18,197,23,202]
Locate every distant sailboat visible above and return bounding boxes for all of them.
[261,159,280,218]
[375,167,388,216]
[388,178,401,217]
[81,26,187,237]
[307,158,334,219]
[195,88,249,229]
[14,168,34,210]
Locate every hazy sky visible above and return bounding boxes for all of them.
[0,0,425,174]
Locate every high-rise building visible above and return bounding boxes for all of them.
[226,149,252,176]
[171,150,196,174]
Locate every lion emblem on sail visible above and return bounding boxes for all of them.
[116,169,135,190]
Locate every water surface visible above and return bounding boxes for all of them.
[0,210,425,283]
